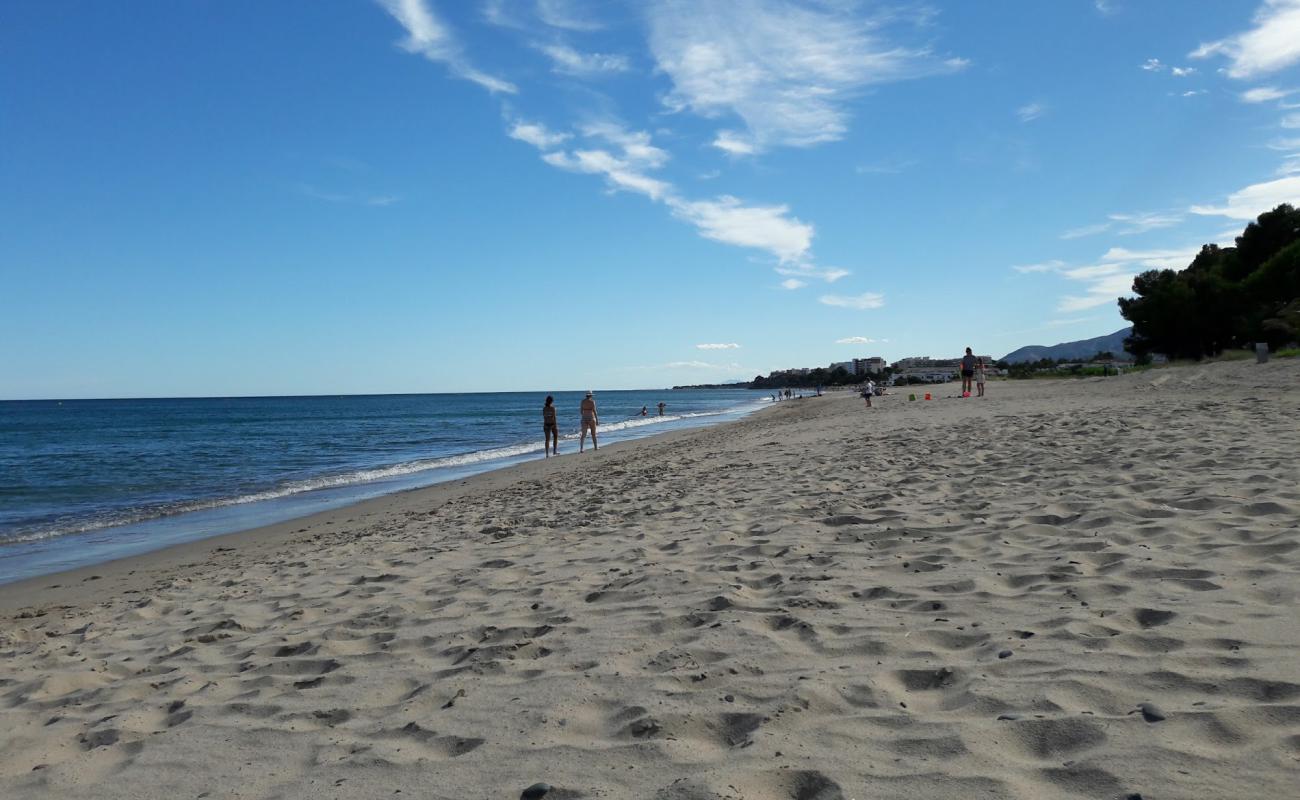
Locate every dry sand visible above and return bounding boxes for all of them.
[2,359,1299,799]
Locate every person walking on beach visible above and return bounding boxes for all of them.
[975,359,987,398]
[542,395,559,457]
[960,347,977,396]
[580,391,598,452]
[861,379,874,408]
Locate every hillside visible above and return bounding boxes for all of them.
[1001,326,1133,364]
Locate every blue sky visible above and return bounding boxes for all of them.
[3,0,1299,398]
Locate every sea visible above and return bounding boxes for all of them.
[0,388,768,585]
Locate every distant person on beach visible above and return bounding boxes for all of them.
[657,401,666,416]
[639,406,648,416]
[542,395,559,457]
[975,359,987,397]
[961,347,977,395]
[861,380,874,408]
[580,391,598,452]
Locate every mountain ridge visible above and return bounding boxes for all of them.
[1001,327,1133,363]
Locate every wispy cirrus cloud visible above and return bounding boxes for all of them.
[1016,102,1046,122]
[695,342,740,350]
[376,0,516,93]
[1058,209,1183,240]
[644,0,965,153]
[1063,247,1199,311]
[820,292,885,310]
[835,336,877,344]
[1191,0,1300,79]
[775,264,849,283]
[538,43,630,75]
[780,278,807,290]
[1012,260,1065,274]
[1060,222,1112,240]
[536,0,605,31]
[1107,209,1185,234]
[510,119,817,265]
[1014,246,1201,313]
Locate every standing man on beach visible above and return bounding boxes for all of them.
[657,401,666,416]
[580,391,598,452]
[960,347,977,396]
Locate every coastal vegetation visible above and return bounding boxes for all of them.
[1120,204,1300,360]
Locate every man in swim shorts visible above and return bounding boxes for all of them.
[542,395,559,456]
[960,347,977,396]
[580,391,598,452]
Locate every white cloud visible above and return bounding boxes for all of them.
[1060,222,1112,239]
[542,149,672,200]
[668,195,813,263]
[508,120,571,149]
[1107,210,1184,234]
[1036,245,1202,313]
[1191,0,1300,79]
[1060,263,1132,281]
[695,343,740,350]
[775,265,849,282]
[1016,102,1046,122]
[580,122,670,168]
[780,278,807,290]
[1099,246,1202,268]
[1171,66,1197,76]
[1282,112,1300,128]
[1095,0,1119,16]
[1141,58,1164,72]
[1057,273,1136,312]
[1189,174,1300,219]
[1267,135,1300,150]
[536,0,604,31]
[712,131,758,156]
[1012,260,1064,274]
[376,0,517,93]
[1241,85,1293,102]
[539,43,630,75]
[836,336,876,344]
[819,292,885,310]
[644,0,964,152]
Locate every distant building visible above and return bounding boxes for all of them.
[854,357,887,374]
[829,361,855,374]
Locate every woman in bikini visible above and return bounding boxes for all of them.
[542,395,559,456]
[580,391,598,452]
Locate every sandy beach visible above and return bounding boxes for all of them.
[2,359,1298,799]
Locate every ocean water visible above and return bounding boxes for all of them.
[0,389,767,584]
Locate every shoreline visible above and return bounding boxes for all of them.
[0,394,767,590]
[0,398,785,613]
[3,360,1297,799]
